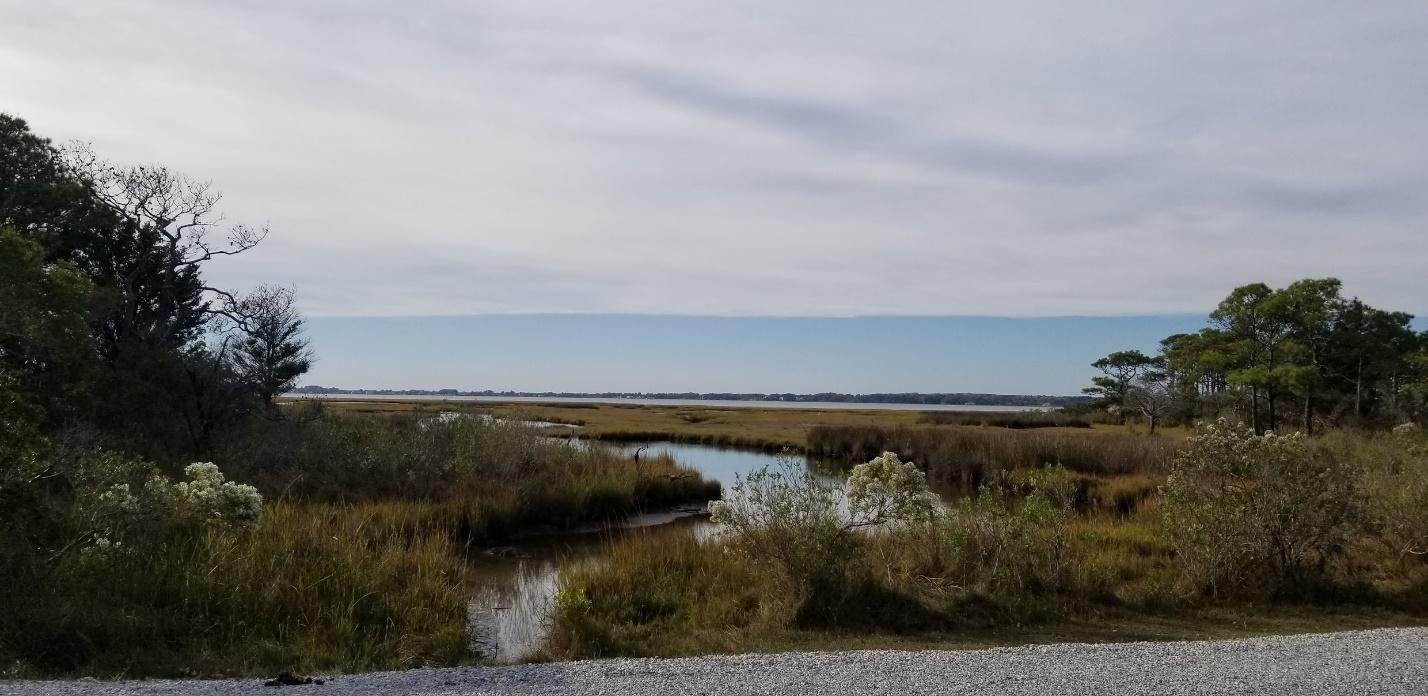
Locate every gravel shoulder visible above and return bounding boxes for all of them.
[5,627,1425,696]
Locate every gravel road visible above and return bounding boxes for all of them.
[5,627,1425,696]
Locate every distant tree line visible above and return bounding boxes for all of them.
[1084,279,1426,433]
[289,386,1091,407]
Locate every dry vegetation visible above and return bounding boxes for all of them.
[547,421,1428,661]
[310,399,1157,451]
[1,407,719,677]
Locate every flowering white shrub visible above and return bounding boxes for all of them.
[845,452,935,527]
[78,461,263,562]
[173,462,263,527]
[710,450,938,603]
[1394,422,1420,437]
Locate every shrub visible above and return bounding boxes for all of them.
[709,451,935,623]
[709,453,853,605]
[1162,419,1362,597]
[1337,430,1428,562]
[886,467,1075,603]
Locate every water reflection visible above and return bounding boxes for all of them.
[465,514,713,661]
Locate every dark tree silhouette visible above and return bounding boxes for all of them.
[232,285,313,408]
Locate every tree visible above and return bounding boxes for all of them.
[1129,369,1174,434]
[0,225,96,423]
[1263,278,1342,435]
[0,114,118,269]
[232,286,314,408]
[62,145,266,352]
[1083,350,1156,423]
[1326,299,1417,423]
[1209,283,1305,433]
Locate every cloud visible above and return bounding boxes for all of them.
[2,0,1425,317]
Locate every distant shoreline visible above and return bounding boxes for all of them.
[288,388,1086,407]
[285,392,1076,412]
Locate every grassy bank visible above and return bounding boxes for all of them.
[1,409,720,678]
[547,426,1428,661]
[308,399,1149,453]
[808,424,1177,498]
[6,503,470,677]
[215,408,720,544]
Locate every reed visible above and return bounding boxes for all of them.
[807,425,1178,492]
[917,411,1093,429]
[7,503,469,677]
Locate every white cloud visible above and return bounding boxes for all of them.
[3,0,1425,317]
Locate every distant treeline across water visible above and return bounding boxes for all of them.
[288,387,1088,408]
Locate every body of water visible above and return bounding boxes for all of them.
[467,440,793,661]
[292,393,1058,412]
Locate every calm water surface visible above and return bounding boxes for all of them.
[467,440,798,661]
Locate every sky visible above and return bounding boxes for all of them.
[3,2,1425,393]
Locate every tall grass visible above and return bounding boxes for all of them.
[6,503,469,677]
[3,409,723,677]
[807,425,1177,491]
[213,411,720,545]
[568,429,799,453]
[549,429,1428,661]
[917,411,1093,429]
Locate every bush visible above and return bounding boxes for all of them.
[708,451,935,624]
[879,467,1075,604]
[1328,428,1428,563]
[1162,419,1362,597]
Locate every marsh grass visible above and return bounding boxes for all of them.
[7,503,469,677]
[3,410,721,677]
[549,429,1428,661]
[214,411,719,544]
[808,426,1178,490]
[917,411,1093,429]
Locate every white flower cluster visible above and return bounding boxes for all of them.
[96,482,140,514]
[707,499,730,525]
[172,462,263,527]
[1394,422,1420,437]
[846,451,935,525]
[1170,418,1307,481]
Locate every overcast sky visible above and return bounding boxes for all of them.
[4,0,1426,320]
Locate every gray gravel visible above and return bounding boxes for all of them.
[4,627,1425,695]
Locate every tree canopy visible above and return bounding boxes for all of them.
[1086,279,1425,431]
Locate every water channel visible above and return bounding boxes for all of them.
[464,440,802,661]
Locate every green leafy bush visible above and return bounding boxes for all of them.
[1163,419,1362,597]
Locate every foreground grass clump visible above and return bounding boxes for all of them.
[549,427,1428,660]
[5,499,468,677]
